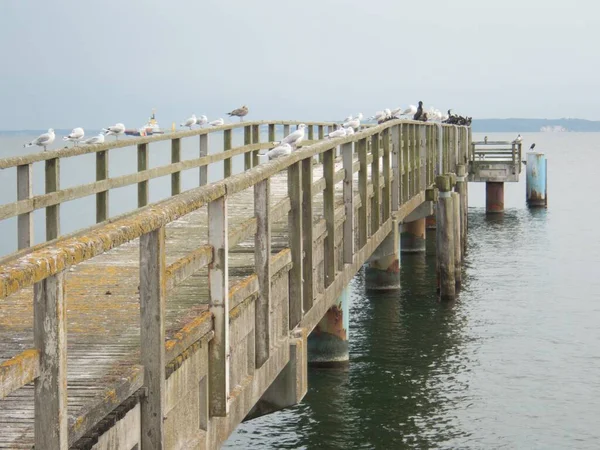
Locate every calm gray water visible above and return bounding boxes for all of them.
[1,132,599,448]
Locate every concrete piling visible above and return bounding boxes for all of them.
[307,287,350,367]
[526,152,548,207]
[365,220,400,290]
[400,218,426,253]
[486,181,504,213]
[435,175,455,301]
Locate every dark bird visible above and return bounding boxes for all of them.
[413,101,424,121]
[227,105,249,122]
[529,143,536,151]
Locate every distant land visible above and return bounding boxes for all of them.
[471,118,600,132]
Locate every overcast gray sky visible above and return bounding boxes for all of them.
[1,0,597,130]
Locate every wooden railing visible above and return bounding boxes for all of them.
[0,119,469,448]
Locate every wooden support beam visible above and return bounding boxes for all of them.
[223,129,232,178]
[301,157,314,311]
[139,227,166,449]
[358,138,368,247]
[370,133,381,234]
[254,179,271,367]
[318,125,324,141]
[435,175,455,301]
[382,128,391,221]
[95,150,109,223]
[252,124,260,167]
[0,349,39,399]
[17,163,33,249]
[45,158,60,240]
[323,148,335,287]
[171,138,181,196]
[268,124,276,142]
[342,142,354,264]
[208,196,229,416]
[283,125,290,141]
[391,126,400,211]
[244,125,252,170]
[287,161,303,329]
[200,134,209,186]
[308,125,314,141]
[137,143,149,208]
[34,272,67,450]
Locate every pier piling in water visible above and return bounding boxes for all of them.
[455,164,467,255]
[526,152,548,207]
[436,174,456,301]
[365,220,401,290]
[452,192,462,289]
[401,218,426,253]
[486,181,504,213]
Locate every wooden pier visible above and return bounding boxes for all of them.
[0,119,471,449]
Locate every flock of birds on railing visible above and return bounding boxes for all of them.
[22,102,473,159]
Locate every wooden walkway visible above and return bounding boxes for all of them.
[0,119,470,448]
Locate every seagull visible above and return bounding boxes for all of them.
[355,113,363,121]
[344,127,355,135]
[401,105,417,117]
[529,143,536,151]
[63,127,84,146]
[196,115,208,127]
[23,128,55,151]
[262,142,293,160]
[391,107,403,118]
[369,110,388,122]
[82,133,105,145]
[209,118,225,127]
[227,105,248,122]
[327,127,347,139]
[180,114,197,129]
[343,117,360,130]
[281,124,306,148]
[102,123,125,140]
[514,134,523,144]
[413,101,424,121]
[343,114,353,122]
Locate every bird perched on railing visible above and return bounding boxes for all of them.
[327,126,347,139]
[227,105,249,122]
[343,115,361,130]
[196,115,208,127]
[63,127,85,146]
[209,118,225,127]
[83,134,105,145]
[23,129,55,151]
[529,143,536,151]
[442,110,472,126]
[513,134,523,144]
[260,142,293,160]
[413,101,425,121]
[102,123,125,140]
[279,124,306,149]
[181,114,197,129]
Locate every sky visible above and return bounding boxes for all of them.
[1,0,598,130]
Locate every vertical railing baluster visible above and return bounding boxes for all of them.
[244,125,252,170]
[137,143,149,207]
[402,125,409,202]
[171,138,181,196]
[342,142,354,264]
[283,124,290,140]
[254,179,271,367]
[45,158,60,240]
[34,272,67,449]
[382,128,391,221]
[301,157,314,311]
[318,125,324,141]
[391,125,400,211]
[96,150,109,222]
[323,147,335,287]
[419,126,426,191]
[140,227,166,448]
[17,163,33,249]
[200,133,209,186]
[252,124,260,167]
[358,138,368,247]
[224,129,232,178]
[268,124,276,143]
[208,195,229,416]
[371,133,380,234]
[288,161,303,329]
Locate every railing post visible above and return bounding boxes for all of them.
[45,158,60,240]
[391,126,400,211]
[224,129,232,178]
[171,138,181,195]
[208,196,229,416]
[34,272,67,449]
[283,124,290,141]
[244,125,252,170]
[342,142,354,264]
[254,179,271,367]
[200,134,209,186]
[370,133,380,234]
[96,150,109,222]
[140,227,166,449]
[301,157,314,311]
[307,125,314,141]
[382,128,391,221]
[17,164,33,249]
[137,143,149,207]
[323,147,335,287]
[288,161,303,329]
[419,126,427,191]
[358,138,368,247]
[318,125,324,141]
[402,125,409,203]
[268,124,276,142]
[252,124,260,167]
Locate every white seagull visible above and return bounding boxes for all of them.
[63,127,85,146]
[196,115,208,127]
[23,128,55,151]
[514,134,523,143]
[401,105,417,116]
[327,127,347,139]
[83,133,105,145]
[102,123,125,140]
[209,118,225,127]
[263,142,293,160]
[344,127,355,135]
[343,114,353,122]
[180,114,197,129]
[281,124,306,148]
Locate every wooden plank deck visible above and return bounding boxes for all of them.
[0,157,353,447]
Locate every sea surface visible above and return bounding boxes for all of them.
[1,131,599,448]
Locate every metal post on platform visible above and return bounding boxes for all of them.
[526,152,548,207]
[436,175,455,301]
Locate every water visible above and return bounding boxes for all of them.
[225,132,600,449]
[1,131,599,448]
